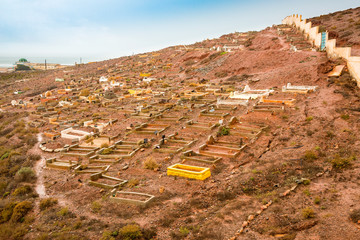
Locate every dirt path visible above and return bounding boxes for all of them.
[34,133,48,198]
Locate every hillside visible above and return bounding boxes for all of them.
[0,11,360,240]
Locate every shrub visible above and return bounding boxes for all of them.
[100,143,109,148]
[143,157,159,170]
[331,155,354,169]
[15,167,36,183]
[127,179,139,188]
[119,224,142,240]
[302,207,315,219]
[12,185,33,196]
[219,127,230,136]
[91,201,102,213]
[39,198,58,211]
[101,148,113,155]
[57,207,69,217]
[350,209,360,223]
[341,114,350,120]
[314,196,321,205]
[303,151,318,161]
[11,201,32,222]
[1,202,18,223]
[305,116,313,122]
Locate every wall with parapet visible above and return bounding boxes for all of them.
[282,14,360,86]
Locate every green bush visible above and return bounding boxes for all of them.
[39,198,58,211]
[15,167,36,183]
[119,224,142,240]
[219,127,230,136]
[11,201,32,222]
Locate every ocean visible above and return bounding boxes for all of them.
[0,57,94,68]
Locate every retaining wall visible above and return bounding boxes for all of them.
[282,14,360,86]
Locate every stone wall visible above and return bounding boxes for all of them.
[282,14,360,86]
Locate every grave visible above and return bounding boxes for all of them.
[181,150,222,164]
[127,123,170,135]
[253,102,285,113]
[186,120,219,131]
[61,128,91,141]
[96,140,141,159]
[153,133,197,154]
[216,97,249,106]
[74,164,110,174]
[282,83,318,94]
[228,117,267,143]
[198,135,246,158]
[110,191,155,206]
[259,96,295,106]
[230,85,274,100]
[88,172,127,189]
[62,144,98,157]
[46,158,78,170]
[167,163,211,180]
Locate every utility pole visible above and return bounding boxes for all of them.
[45,59,47,70]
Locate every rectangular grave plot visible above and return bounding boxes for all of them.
[167,163,211,180]
[46,158,78,170]
[180,150,221,164]
[74,165,110,174]
[89,155,122,164]
[110,191,155,206]
[88,173,127,189]
[199,144,246,158]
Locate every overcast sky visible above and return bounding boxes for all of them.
[0,0,359,62]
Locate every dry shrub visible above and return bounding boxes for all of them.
[39,198,58,211]
[119,224,142,240]
[14,167,36,183]
[143,157,159,170]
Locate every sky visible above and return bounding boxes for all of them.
[0,0,359,63]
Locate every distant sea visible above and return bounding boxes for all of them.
[0,57,91,68]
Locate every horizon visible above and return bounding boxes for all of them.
[0,0,359,63]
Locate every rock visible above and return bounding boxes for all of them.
[283,190,291,196]
[242,221,248,227]
[122,164,129,170]
[256,210,262,215]
[248,215,255,221]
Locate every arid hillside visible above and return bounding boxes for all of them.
[0,10,359,240]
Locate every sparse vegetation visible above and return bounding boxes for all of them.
[119,224,142,240]
[143,157,159,170]
[302,207,315,219]
[39,198,58,211]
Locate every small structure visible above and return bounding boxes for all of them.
[46,158,78,170]
[167,163,211,180]
[88,173,127,189]
[230,85,274,100]
[61,128,91,141]
[110,191,155,206]
[282,83,318,94]
[181,150,221,164]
